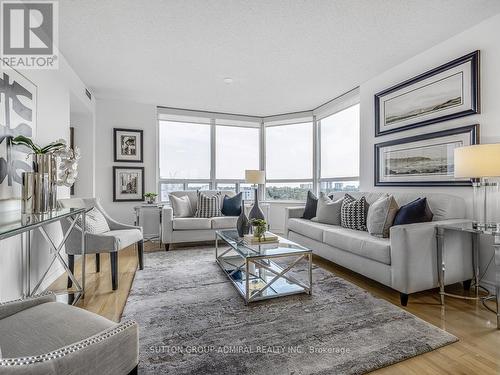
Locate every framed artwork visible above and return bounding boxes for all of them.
[113,166,144,202]
[375,51,480,136]
[374,124,479,187]
[113,128,143,162]
[0,63,37,202]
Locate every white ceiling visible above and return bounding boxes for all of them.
[60,0,500,116]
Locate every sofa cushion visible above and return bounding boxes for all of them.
[173,218,212,230]
[221,193,242,216]
[195,192,222,218]
[323,226,391,265]
[169,194,194,217]
[99,228,143,249]
[341,194,368,231]
[211,216,238,229]
[367,195,399,238]
[302,191,318,220]
[288,218,334,242]
[0,301,114,358]
[393,197,433,226]
[312,192,342,225]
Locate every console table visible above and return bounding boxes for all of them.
[0,208,88,305]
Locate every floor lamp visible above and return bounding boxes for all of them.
[245,170,266,220]
[454,144,500,230]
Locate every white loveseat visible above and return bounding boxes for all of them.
[161,190,238,250]
[285,192,472,305]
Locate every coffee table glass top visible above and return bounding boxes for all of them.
[216,229,311,258]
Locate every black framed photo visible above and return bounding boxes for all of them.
[113,166,144,202]
[113,128,143,162]
[374,124,479,187]
[375,51,480,136]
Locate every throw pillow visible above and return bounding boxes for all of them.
[393,197,433,226]
[195,191,222,218]
[221,192,242,216]
[169,194,194,217]
[312,192,343,225]
[76,207,110,234]
[302,190,318,220]
[341,194,368,231]
[366,194,399,238]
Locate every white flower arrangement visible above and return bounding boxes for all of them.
[53,138,81,187]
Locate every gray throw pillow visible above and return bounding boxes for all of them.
[311,192,343,225]
[169,194,194,217]
[76,207,110,234]
[367,194,399,238]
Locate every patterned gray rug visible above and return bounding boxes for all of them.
[122,247,457,375]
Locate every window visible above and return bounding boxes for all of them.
[159,183,184,202]
[266,182,312,201]
[216,183,236,191]
[187,183,210,191]
[240,183,255,202]
[266,122,313,179]
[216,126,259,180]
[319,180,359,195]
[159,121,211,179]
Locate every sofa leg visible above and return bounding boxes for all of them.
[463,279,472,291]
[165,243,170,251]
[128,365,138,375]
[138,240,144,270]
[110,252,118,290]
[95,253,100,273]
[400,293,409,306]
[67,254,74,288]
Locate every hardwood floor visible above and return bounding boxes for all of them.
[49,242,500,374]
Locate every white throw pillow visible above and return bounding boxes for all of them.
[76,208,110,234]
[169,194,194,217]
[367,194,399,238]
[312,192,343,225]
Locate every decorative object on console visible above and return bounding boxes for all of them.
[302,190,318,220]
[375,50,479,136]
[366,194,399,238]
[341,194,368,231]
[454,143,500,229]
[221,192,242,216]
[169,194,194,217]
[375,124,479,186]
[113,128,143,162]
[144,192,158,204]
[245,169,266,220]
[195,191,222,218]
[113,166,144,202]
[250,218,267,241]
[312,192,342,225]
[236,199,250,237]
[393,197,433,226]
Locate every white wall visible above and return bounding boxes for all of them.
[71,111,95,198]
[359,14,500,291]
[95,99,157,224]
[0,55,95,302]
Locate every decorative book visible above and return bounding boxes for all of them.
[243,232,279,244]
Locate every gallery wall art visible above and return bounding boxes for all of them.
[375,51,479,136]
[374,125,478,186]
[113,128,143,162]
[0,64,37,201]
[113,166,144,202]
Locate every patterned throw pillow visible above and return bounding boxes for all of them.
[195,192,222,218]
[76,207,110,234]
[341,194,368,231]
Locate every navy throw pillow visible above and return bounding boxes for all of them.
[393,197,433,226]
[302,191,318,220]
[221,193,242,216]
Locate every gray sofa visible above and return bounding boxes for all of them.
[162,190,238,250]
[0,292,138,375]
[285,192,472,305]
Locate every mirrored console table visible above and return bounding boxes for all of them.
[436,221,499,329]
[0,208,88,305]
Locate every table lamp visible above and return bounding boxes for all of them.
[454,144,500,229]
[245,170,266,220]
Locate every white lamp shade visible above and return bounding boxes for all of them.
[454,144,500,178]
[245,170,265,184]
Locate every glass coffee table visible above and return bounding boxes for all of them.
[215,229,312,304]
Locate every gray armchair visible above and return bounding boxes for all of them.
[0,292,139,375]
[58,198,144,291]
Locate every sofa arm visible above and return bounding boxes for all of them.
[284,206,305,237]
[0,292,55,320]
[0,320,139,375]
[161,206,174,244]
[389,219,473,294]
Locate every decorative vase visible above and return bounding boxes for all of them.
[32,153,57,211]
[146,196,156,204]
[236,200,250,237]
[248,187,265,220]
[21,172,35,214]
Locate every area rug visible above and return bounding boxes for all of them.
[122,247,457,374]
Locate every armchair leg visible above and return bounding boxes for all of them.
[96,253,100,273]
[67,254,74,288]
[110,252,118,290]
[138,240,144,270]
[400,293,409,306]
[165,243,170,251]
[128,365,138,375]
